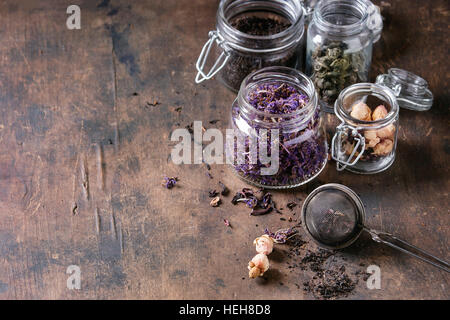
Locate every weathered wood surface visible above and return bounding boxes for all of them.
[0,0,448,299]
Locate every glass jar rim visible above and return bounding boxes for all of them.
[313,0,370,36]
[217,0,305,52]
[334,82,399,127]
[237,66,318,124]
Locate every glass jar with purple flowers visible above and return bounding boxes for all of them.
[226,66,328,189]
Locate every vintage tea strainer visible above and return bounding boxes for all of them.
[301,183,450,272]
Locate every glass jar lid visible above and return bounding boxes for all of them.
[375,68,433,111]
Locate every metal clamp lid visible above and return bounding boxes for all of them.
[195,31,230,84]
[376,68,433,111]
[366,1,383,43]
[302,0,318,24]
[331,124,366,171]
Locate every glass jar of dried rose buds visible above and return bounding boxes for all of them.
[195,0,306,92]
[305,0,383,113]
[331,83,399,174]
[226,66,328,189]
[331,68,434,174]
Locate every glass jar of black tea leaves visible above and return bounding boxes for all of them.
[195,0,306,92]
[306,0,383,113]
[226,66,328,189]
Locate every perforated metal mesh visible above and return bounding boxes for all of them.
[302,184,364,249]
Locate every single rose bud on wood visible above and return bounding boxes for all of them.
[253,235,274,255]
[210,196,221,207]
[376,124,396,140]
[372,105,388,120]
[248,253,269,278]
[373,139,394,156]
[350,101,372,121]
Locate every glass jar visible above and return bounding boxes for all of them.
[305,0,383,113]
[331,68,434,174]
[195,0,306,92]
[331,83,399,174]
[226,66,328,189]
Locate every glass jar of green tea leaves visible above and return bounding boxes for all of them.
[195,0,306,92]
[226,66,328,189]
[305,0,383,113]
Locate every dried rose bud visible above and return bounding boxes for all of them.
[350,102,372,121]
[376,124,396,140]
[248,253,269,278]
[372,105,388,120]
[364,130,380,148]
[253,235,274,255]
[210,196,221,207]
[373,139,394,156]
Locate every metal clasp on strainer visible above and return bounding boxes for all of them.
[331,124,365,171]
[195,31,230,84]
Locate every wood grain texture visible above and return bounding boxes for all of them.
[0,0,448,299]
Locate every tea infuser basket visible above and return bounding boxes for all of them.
[301,184,450,272]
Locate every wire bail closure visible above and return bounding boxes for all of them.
[331,124,365,171]
[366,2,383,43]
[195,31,230,84]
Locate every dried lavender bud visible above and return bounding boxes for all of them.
[208,190,219,198]
[251,206,273,216]
[218,181,229,196]
[162,176,177,189]
[232,188,275,215]
[247,83,309,114]
[231,192,244,205]
[264,227,297,244]
[259,193,272,209]
[287,202,297,210]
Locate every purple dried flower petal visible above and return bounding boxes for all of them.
[264,227,297,244]
[163,176,178,189]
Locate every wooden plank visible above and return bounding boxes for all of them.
[0,0,448,299]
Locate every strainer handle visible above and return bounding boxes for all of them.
[365,228,450,273]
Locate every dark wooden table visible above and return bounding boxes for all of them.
[0,0,448,299]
